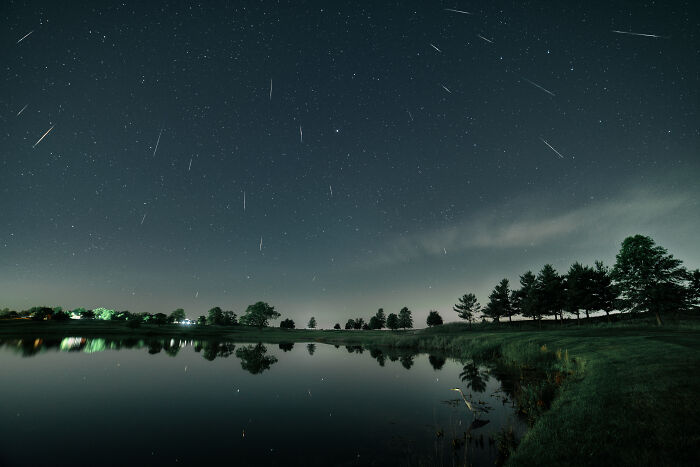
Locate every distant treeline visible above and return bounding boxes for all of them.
[2,235,698,328]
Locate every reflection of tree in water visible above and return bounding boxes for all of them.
[278,342,294,352]
[235,343,278,375]
[148,341,163,354]
[163,339,182,357]
[200,341,236,361]
[369,347,386,366]
[307,343,316,356]
[460,361,490,393]
[399,354,414,369]
[429,354,446,370]
[345,345,364,354]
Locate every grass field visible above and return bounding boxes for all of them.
[2,315,698,466]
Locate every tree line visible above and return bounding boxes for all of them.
[450,235,699,327]
[3,235,697,329]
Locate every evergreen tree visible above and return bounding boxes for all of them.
[514,271,540,321]
[536,264,564,322]
[689,269,700,311]
[307,316,317,328]
[426,310,443,327]
[398,307,413,329]
[564,262,595,321]
[375,308,386,328]
[591,261,618,317]
[453,293,480,326]
[612,235,688,325]
[483,279,512,322]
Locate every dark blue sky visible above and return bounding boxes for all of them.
[2,1,698,325]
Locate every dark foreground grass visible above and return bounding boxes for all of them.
[2,317,699,466]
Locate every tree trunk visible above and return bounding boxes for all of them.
[585,310,590,319]
[655,312,663,326]
[508,315,512,323]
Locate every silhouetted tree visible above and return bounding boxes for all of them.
[612,235,688,325]
[333,323,341,329]
[197,315,206,325]
[454,293,481,326]
[169,308,186,323]
[483,279,512,322]
[514,271,540,321]
[353,318,365,330]
[398,307,413,329]
[222,311,237,326]
[307,316,317,329]
[426,310,443,327]
[372,308,386,329]
[153,313,168,325]
[591,261,618,318]
[536,265,564,322]
[361,323,370,330]
[344,319,355,330]
[207,307,224,325]
[386,313,399,330]
[689,269,700,311]
[280,318,295,329]
[564,262,595,321]
[240,302,280,328]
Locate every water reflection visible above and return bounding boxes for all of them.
[0,336,526,466]
[460,361,491,393]
[235,343,278,374]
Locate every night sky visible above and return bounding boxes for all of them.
[2,1,698,325]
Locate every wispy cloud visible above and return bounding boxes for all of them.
[363,190,691,268]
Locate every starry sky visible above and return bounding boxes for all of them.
[2,1,699,325]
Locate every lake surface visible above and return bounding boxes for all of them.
[0,337,526,466]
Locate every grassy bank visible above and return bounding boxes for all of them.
[2,318,699,466]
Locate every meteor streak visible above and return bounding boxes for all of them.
[522,77,555,97]
[540,137,565,159]
[16,30,34,44]
[32,125,55,148]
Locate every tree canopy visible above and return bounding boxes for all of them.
[239,302,280,328]
[454,293,481,325]
[612,235,688,325]
[426,310,443,327]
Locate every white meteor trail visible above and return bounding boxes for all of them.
[32,124,55,148]
[141,213,147,224]
[444,8,472,15]
[441,84,452,93]
[269,79,272,100]
[152,128,163,157]
[259,236,263,251]
[243,191,246,211]
[540,137,565,159]
[430,43,442,52]
[329,185,333,197]
[522,77,555,97]
[188,157,192,171]
[17,30,34,44]
[477,34,493,44]
[612,30,668,39]
[17,104,28,116]
[299,125,303,142]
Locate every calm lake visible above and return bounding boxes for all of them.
[0,337,526,466]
